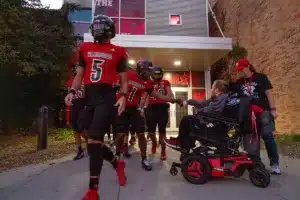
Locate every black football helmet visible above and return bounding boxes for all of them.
[136,59,153,80]
[90,15,115,43]
[150,66,164,81]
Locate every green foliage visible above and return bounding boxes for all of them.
[211,44,248,82]
[49,128,73,141]
[275,134,300,144]
[228,44,248,62]
[0,0,75,132]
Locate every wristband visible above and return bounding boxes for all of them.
[69,88,76,95]
[138,108,144,112]
[120,92,127,97]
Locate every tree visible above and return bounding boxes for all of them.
[0,0,76,133]
[210,44,248,82]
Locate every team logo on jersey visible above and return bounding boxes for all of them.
[227,98,240,106]
[88,52,112,60]
[129,80,145,89]
[206,123,214,128]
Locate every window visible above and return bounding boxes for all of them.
[121,0,145,18]
[112,18,119,33]
[169,14,182,25]
[191,71,205,88]
[120,19,145,35]
[94,0,119,17]
[93,0,146,35]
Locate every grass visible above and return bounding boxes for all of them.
[274,134,300,158]
[0,128,299,172]
[0,128,75,172]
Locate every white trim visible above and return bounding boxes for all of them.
[169,13,182,25]
[91,0,95,22]
[72,21,91,24]
[191,87,206,90]
[204,69,212,100]
[206,0,209,36]
[119,17,145,20]
[144,0,147,34]
[84,33,232,50]
[118,0,121,33]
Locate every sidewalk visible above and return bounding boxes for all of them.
[0,145,300,200]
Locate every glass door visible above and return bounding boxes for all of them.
[167,87,191,133]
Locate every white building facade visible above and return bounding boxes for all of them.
[66,0,232,132]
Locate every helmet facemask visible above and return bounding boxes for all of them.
[91,15,115,43]
[138,68,152,80]
[136,60,152,80]
[150,68,163,81]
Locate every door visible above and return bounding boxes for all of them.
[167,87,191,133]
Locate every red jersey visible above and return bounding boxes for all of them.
[116,70,152,107]
[148,80,171,104]
[78,42,127,85]
[69,50,78,67]
[66,79,85,99]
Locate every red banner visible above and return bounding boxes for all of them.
[191,71,205,87]
[113,18,119,33]
[163,72,190,87]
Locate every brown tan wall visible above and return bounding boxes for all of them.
[211,0,300,133]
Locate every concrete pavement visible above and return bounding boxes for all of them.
[0,146,300,200]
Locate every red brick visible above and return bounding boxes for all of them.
[210,0,300,133]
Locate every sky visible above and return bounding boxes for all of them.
[40,0,63,9]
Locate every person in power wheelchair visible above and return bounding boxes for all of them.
[165,79,229,160]
[165,80,271,188]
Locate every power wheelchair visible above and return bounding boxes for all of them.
[167,95,270,188]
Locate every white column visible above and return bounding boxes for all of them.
[205,68,211,100]
[91,0,95,21]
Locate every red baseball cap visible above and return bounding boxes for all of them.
[235,58,249,71]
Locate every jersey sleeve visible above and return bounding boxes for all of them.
[261,74,273,91]
[145,81,154,94]
[116,46,129,73]
[66,79,72,88]
[163,80,171,87]
[78,43,86,68]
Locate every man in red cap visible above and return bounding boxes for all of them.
[231,58,281,175]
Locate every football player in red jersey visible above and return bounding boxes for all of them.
[114,60,178,171]
[66,75,87,160]
[66,49,88,160]
[145,66,174,160]
[65,15,128,200]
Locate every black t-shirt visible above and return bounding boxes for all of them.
[230,73,273,110]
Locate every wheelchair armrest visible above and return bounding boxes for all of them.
[196,111,238,126]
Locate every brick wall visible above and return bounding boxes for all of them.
[210,0,300,134]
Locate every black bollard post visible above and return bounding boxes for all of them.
[37,106,48,151]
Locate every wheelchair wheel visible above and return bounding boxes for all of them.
[233,165,246,178]
[255,160,266,169]
[249,168,270,188]
[170,166,178,176]
[181,156,211,184]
